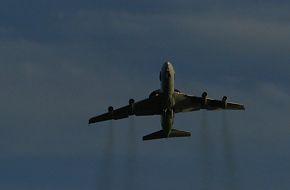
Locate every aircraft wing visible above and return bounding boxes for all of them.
[174,92,245,113]
[88,95,162,124]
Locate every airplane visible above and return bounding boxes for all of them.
[88,62,245,141]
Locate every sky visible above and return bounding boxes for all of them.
[0,0,290,190]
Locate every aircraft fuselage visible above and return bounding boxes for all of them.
[88,61,245,140]
[160,62,175,137]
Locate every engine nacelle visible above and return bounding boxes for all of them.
[108,106,114,114]
[174,89,181,93]
[129,99,135,114]
[129,98,135,105]
[201,92,208,106]
[149,90,160,98]
[222,96,227,108]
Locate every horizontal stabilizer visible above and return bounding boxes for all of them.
[169,128,191,138]
[143,129,191,141]
[143,130,165,141]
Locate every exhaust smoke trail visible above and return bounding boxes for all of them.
[200,111,211,190]
[221,112,238,190]
[98,121,114,190]
[123,117,137,190]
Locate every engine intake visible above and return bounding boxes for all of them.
[201,92,208,106]
[222,96,227,108]
[129,99,135,114]
[129,99,135,105]
[149,90,160,98]
[108,106,114,114]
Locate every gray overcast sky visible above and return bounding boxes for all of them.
[1,1,290,190]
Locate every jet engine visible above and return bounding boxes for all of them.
[149,90,160,98]
[222,96,227,108]
[108,106,114,114]
[201,92,208,106]
[129,99,135,114]
[174,89,180,93]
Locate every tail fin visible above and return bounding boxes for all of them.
[143,129,191,141]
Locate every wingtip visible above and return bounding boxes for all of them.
[88,116,97,124]
[88,119,93,125]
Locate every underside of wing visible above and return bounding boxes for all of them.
[88,95,163,124]
[134,95,163,116]
[174,92,245,113]
[174,93,201,113]
[205,99,245,110]
[88,105,130,124]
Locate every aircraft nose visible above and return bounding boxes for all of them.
[164,61,171,66]
[163,61,171,70]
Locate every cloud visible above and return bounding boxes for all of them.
[53,6,290,85]
[1,1,290,189]
[0,39,157,159]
